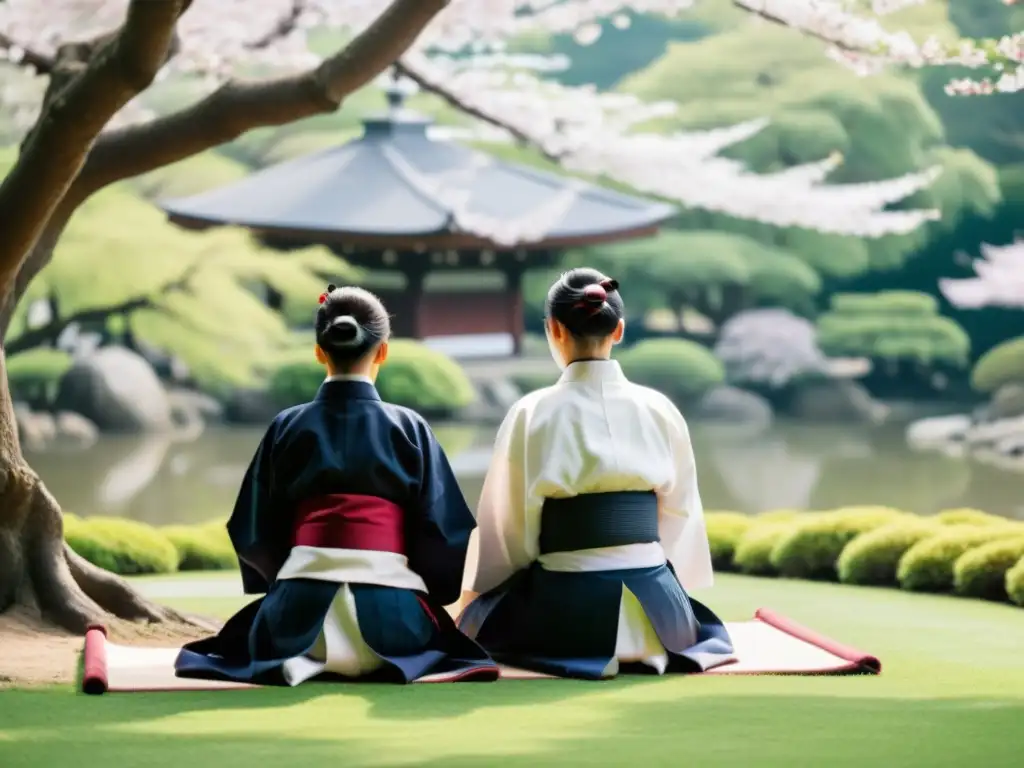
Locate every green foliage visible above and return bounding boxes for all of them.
[161,523,236,571]
[1007,557,1024,607]
[705,512,755,571]
[733,522,792,576]
[510,369,560,395]
[268,339,475,415]
[7,179,356,397]
[936,508,1008,527]
[770,507,907,581]
[7,348,73,405]
[131,152,249,201]
[971,336,1024,393]
[619,14,998,276]
[837,519,940,587]
[897,526,1017,593]
[259,131,356,167]
[65,517,179,576]
[376,340,477,415]
[816,291,971,368]
[617,338,725,402]
[953,537,1024,601]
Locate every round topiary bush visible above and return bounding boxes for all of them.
[65,517,179,575]
[1006,557,1024,607]
[971,335,1024,394]
[705,512,755,571]
[757,509,804,523]
[268,339,476,416]
[897,526,1012,593]
[733,522,793,576]
[935,508,1006,527]
[617,339,725,403]
[952,537,1024,601]
[161,523,237,571]
[770,507,906,581]
[837,520,940,587]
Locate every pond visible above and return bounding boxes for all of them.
[25,420,1024,525]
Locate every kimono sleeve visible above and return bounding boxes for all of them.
[406,419,477,606]
[226,418,287,595]
[464,403,533,595]
[653,397,715,592]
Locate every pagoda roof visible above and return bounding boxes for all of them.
[159,105,676,251]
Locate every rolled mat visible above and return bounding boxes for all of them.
[80,608,880,694]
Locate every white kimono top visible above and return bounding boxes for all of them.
[463,359,714,669]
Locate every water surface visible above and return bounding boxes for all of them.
[27,421,1024,524]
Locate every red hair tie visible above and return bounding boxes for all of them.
[318,292,329,304]
[318,284,338,305]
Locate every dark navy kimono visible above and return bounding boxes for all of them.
[174,378,499,685]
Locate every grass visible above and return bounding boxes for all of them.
[1,573,1022,767]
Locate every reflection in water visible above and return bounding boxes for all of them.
[23,420,1024,524]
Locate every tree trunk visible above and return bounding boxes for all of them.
[0,346,197,633]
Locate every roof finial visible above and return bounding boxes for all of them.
[385,66,407,115]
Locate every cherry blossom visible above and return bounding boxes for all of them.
[0,0,1017,243]
[939,241,1024,309]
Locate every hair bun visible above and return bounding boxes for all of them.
[582,284,607,305]
[326,315,365,347]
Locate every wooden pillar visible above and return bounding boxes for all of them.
[504,263,526,356]
[401,266,427,339]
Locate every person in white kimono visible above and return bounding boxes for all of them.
[458,268,734,679]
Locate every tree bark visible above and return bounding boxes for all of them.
[0,0,454,637]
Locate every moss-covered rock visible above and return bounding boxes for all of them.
[1006,556,1024,607]
[161,523,237,571]
[971,336,1024,393]
[705,512,755,571]
[837,519,940,587]
[897,526,1015,592]
[65,517,179,576]
[733,522,792,576]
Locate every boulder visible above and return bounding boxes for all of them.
[695,385,773,426]
[224,388,280,425]
[54,346,174,433]
[54,411,99,450]
[989,384,1024,421]
[14,403,56,452]
[787,380,888,424]
[168,388,224,424]
[906,414,972,449]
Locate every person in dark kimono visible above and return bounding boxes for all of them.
[175,285,498,685]
[457,268,735,679]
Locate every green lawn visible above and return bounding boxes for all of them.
[1,574,1022,767]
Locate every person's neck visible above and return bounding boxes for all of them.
[326,366,374,381]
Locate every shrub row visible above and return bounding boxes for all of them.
[63,514,236,576]
[706,507,1024,606]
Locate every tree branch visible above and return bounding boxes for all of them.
[77,0,450,192]
[392,57,561,161]
[246,0,307,51]
[0,32,55,75]
[0,0,187,292]
[5,260,204,356]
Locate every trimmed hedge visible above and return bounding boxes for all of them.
[733,522,795,576]
[63,514,237,576]
[161,523,236,571]
[837,519,940,587]
[770,507,906,581]
[65,517,179,576]
[953,537,1024,601]
[1007,557,1024,607]
[705,512,755,570]
[617,339,725,403]
[935,508,1007,527]
[971,335,1024,394]
[897,526,1014,593]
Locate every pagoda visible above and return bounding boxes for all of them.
[160,84,675,356]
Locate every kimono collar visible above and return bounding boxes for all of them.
[316,375,381,402]
[559,359,626,384]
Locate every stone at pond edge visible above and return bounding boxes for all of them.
[14,403,99,451]
[54,411,99,449]
[223,388,281,425]
[786,380,888,424]
[54,346,174,434]
[694,385,773,426]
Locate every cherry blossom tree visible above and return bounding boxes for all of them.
[0,0,1017,633]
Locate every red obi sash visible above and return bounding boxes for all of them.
[292,494,405,554]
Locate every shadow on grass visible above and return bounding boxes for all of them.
[0,692,1022,768]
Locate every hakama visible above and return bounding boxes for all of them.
[175,378,498,685]
[459,360,734,679]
